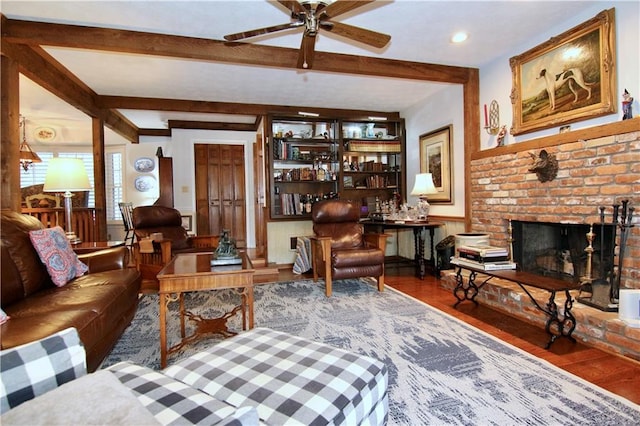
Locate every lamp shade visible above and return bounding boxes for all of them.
[43,158,91,191]
[410,173,437,196]
[19,141,42,163]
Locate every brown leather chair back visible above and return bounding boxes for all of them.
[132,205,189,250]
[312,200,364,250]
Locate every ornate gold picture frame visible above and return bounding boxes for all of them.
[419,125,453,204]
[510,8,616,135]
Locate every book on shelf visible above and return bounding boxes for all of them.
[451,256,517,271]
[458,250,511,263]
[456,244,509,257]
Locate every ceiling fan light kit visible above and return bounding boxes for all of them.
[224,0,390,69]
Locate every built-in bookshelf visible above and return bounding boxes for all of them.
[340,119,405,216]
[267,116,405,220]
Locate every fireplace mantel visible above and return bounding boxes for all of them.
[472,117,639,160]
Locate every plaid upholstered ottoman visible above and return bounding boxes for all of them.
[163,327,389,425]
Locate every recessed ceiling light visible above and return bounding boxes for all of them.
[451,32,468,44]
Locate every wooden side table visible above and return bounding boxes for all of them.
[363,220,444,278]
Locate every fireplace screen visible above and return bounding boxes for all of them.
[511,220,615,284]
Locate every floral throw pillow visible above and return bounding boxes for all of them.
[29,227,89,287]
[0,308,9,325]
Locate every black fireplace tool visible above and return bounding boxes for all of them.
[577,201,634,312]
[614,202,634,301]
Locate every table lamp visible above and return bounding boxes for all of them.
[410,173,437,220]
[43,158,91,243]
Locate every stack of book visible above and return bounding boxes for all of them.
[452,244,516,271]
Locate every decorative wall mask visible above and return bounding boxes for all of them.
[528,150,558,183]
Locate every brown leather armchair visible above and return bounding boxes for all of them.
[132,206,219,286]
[310,199,388,297]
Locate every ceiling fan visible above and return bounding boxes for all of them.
[224,0,391,69]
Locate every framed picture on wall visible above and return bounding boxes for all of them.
[419,125,453,204]
[509,8,616,135]
[181,215,192,231]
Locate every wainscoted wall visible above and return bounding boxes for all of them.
[443,119,640,360]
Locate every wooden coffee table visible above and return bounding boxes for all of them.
[156,252,255,368]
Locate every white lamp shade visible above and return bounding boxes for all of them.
[43,158,91,191]
[410,173,437,196]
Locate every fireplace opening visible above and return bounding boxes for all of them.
[511,220,616,284]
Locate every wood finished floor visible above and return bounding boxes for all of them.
[275,264,640,406]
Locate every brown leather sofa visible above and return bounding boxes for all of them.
[0,211,141,372]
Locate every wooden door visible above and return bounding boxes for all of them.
[195,144,246,248]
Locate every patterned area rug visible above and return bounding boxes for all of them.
[102,278,640,425]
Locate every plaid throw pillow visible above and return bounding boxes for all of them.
[29,227,88,287]
[0,327,86,413]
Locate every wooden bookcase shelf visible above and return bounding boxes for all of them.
[267,116,406,220]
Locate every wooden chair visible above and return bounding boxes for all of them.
[132,205,219,290]
[25,193,61,208]
[310,199,388,297]
[118,202,135,249]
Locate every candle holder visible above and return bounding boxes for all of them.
[580,224,595,284]
[484,100,500,135]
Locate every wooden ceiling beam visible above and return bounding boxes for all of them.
[100,96,401,121]
[168,120,258,132]
[1,41,99,116]
[139,128,172,137]
[0,39,139,143]
[2,17,474,84]
[104,108,140,143]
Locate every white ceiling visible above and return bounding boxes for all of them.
[1,0,610,145]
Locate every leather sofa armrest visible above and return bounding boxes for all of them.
[77,247,127,273]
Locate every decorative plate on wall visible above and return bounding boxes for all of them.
[134,175,156,192]
[34,127,56,142]
[134,157,155,173]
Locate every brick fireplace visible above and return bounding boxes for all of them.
[443,119,639,360]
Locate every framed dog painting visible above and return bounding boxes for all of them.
[510,8,616,135]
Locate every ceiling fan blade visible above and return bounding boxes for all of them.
[277,0,306,15]
[224,21,303,41]
[322,0,374,19]
[297,34,317,69]
[322,21,390,48]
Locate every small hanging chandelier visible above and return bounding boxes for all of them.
[19,115,42,172]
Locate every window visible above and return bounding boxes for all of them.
[106,150,124,221]
[20,148,124,221]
